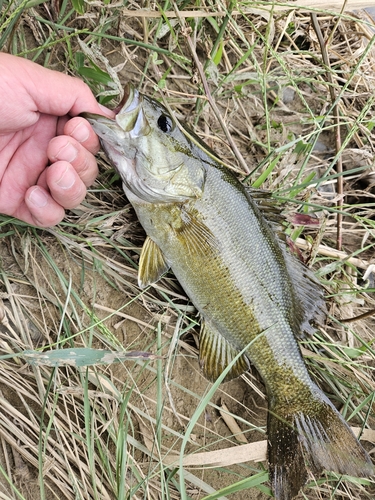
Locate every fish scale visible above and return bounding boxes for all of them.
[82,84,374,500]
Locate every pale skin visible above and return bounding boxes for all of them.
[0,53,115,227]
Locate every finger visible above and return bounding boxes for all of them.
[56,116,69,136]
[0,54,116,118]
[25,186,65,227]
[0,114,55,218]
[63,116,101,155]
[44,160,88,209]
[47,136,98,187]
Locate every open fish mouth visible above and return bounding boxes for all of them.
[80,84,151,145]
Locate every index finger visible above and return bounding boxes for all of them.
[1,53,115,118]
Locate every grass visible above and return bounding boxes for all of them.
[0,0,375,499]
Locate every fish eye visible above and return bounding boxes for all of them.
[157,114,173,133]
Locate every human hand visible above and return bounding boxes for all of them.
[0,53,114,227]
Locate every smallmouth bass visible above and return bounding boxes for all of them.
[82,85,374,499]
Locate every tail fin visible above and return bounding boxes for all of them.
[267,386,374,500]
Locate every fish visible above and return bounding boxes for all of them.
[82,84,374,499]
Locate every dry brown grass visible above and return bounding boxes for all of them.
[0,1,375,499]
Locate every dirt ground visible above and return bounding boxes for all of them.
[0,229,270,500]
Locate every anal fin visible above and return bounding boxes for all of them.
[199,321,250,383]
[138,236,169,288]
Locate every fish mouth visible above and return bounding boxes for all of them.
[80,83,150,145]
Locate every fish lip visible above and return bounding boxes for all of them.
[81,83,150,139]
[80,112,122,146]
[80,111,114,123]
[79,83,136,122]
[115,84,151,137]
[113,83,136,115]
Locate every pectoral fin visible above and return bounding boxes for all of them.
[172,205,220,257]
[138,237,169,288]
[199,321,250,383]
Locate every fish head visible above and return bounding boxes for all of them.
[82,84,205,203]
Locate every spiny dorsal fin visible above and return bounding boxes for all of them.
[247,188,286,225]
[199,321,250,383]
[138,236,169,288]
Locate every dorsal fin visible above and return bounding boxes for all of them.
[281,238,326,337]
[246,188,286,225]
[247,188,326,337]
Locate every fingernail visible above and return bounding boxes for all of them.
[29,187,48,208]
[71,121,90,143]
[56,165,75,189]
[56,142,78,162]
